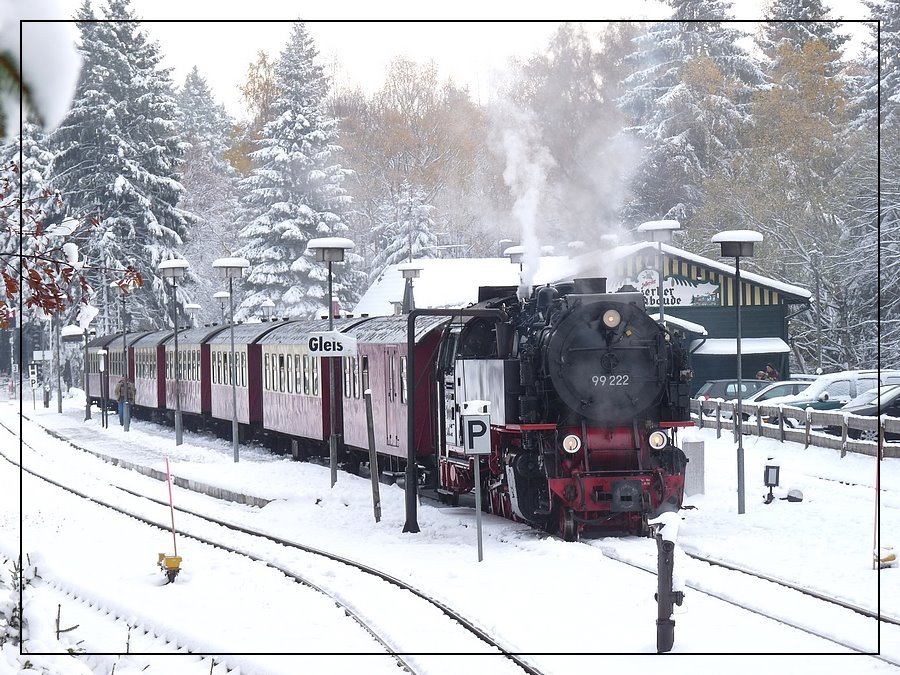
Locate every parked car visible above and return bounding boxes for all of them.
[695,379,771,402]
[824,384,900,441]
[716,380,811,420]
[762,370,900,426]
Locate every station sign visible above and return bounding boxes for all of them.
[306,331,357,357]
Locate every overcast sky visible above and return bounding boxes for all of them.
[90,0,873,120]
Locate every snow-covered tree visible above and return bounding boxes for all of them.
[176,66,240,324]
[618,0,765,229]
[233,22,362,320]
[368,181,438,283]
[757,0,849,70]
[50,0,194,332]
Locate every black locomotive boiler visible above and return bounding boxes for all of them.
[437,277,693,539]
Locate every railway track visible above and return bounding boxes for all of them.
[592,539,900,667]
[3,421,544,675]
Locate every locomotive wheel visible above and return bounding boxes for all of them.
[561,508,578,542]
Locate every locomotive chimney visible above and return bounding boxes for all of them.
[573,278,607,294]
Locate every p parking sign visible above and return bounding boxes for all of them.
[461,400,491,455]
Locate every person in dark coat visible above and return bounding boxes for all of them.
[765,364,780,381]
[113,377,136,425]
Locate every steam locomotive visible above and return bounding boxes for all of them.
[86,276,693,541]
[437,277,693,539]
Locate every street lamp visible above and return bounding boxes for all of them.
[97,348,108,428]
[61,325,91,421]
[260,298,275,321]
[185,303,202,327]
[638,219,680,322]
[213,291,230,324]
[158,258,189,445]
[212,257,250,463]
[504,244,524,271]
[498,238,513,257]
[763,459,780,505]
[712,229,762,515]
[398,262,422,315]
[307,237,355,488]
[109,281,133,430]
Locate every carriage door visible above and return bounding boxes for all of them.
[385,348,400,447]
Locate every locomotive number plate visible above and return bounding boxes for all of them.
[591,374,630,386]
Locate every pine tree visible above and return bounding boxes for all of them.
[757,0,850,68]
[618,0,764,229]
[368,181,438,283]
[50,0,194,332]
[233,22,361,320]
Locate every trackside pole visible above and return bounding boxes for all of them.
[461,400,491,562]
[649,512,684,653]
[166,456,177,557]
[364,390,381,522]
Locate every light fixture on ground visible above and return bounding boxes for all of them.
[306,237,355,488]
[638,219,681,322]
[61,325,91,421]
[711,229,762,515]
[158,258,189,445]
[260,298,275,321]
[763,459,780,504]
[398,262,422,314]
[212,256,250,463]
[213,291,230,324]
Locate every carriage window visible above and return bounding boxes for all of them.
[353,357,360,399]
[312,357,320,396]
[344,356,351,394]
[303,355,310,395]
[240,352,246,387]
[400,356,408,404]
[286,354,293,393]
[361,356,369,395]
[278,354,285,392]
[166,350,171,379]
[295,353,303,393]
[218,351,223,385]
[264,353,270,390]
[192,350,197,381]
[389,353,396,400]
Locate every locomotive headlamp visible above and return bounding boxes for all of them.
[562,434,582,454]
[602,309,621,328]
[648,430,668,450]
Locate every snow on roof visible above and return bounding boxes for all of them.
[353,256,571,317]
[569,242,811,301]
[649,313,708,335]
[689,337,790,355]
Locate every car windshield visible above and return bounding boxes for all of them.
[846,385,900,407]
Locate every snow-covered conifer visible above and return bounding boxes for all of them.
[233,22,362,320]
[368,182,438,283]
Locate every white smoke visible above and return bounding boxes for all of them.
[491,100,554,299]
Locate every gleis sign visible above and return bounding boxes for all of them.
[306,331,357,356]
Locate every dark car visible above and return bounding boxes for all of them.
[825,384,900,441]
[696,379,771,401]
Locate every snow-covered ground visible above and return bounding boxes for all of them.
[1,389,899,674]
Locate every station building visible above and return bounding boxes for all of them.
[353,242,812,396]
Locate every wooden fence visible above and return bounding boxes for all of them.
[690,399,900,459]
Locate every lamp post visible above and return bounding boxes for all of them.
[712,229,762,515]
[306,237,355,488]
[260,299,275,321]
[158,258,189,445]
[185,303,202,328]
[213,291,230,324]
[61,325,89,420]
[212,257,250,463]
[398,262,422,315]
[110,281,133,429]
[97,348,108,428]
[497,238,513,258]
[638,220,681,322]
